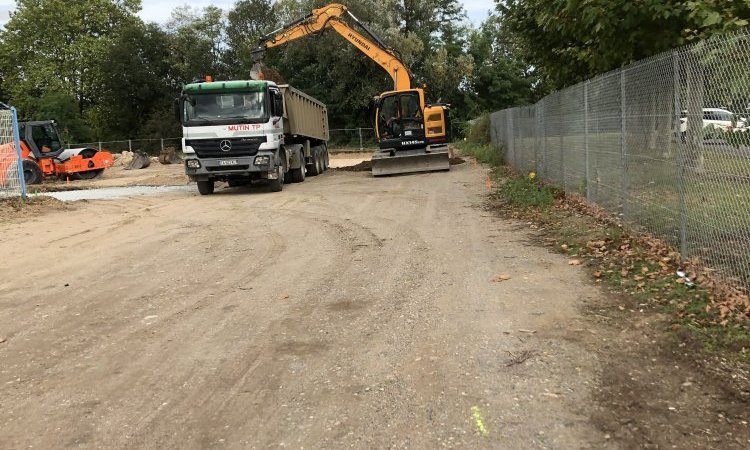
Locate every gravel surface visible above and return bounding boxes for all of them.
[1,162,615,448]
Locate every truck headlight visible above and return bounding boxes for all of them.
[186,159,201,169]
[254,155,271,166]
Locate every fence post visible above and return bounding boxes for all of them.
[10,107,27,199]
[541,99,546,179]
[98,141,102,151]
[128,140,132,152]
[584,81,590,200]
[358,128,363,151]
[673,50,688,256]
[620,70,628,218]
[161,138,164,154]
[559,96,565,190]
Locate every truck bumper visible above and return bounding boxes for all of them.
[184,153,278,181]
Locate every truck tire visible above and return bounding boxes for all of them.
[22,159,43,185]
[197,180,215,195]
[323,148,329,171]
[290,151,306,183]
[269,158,285,192]
[316,150,324,174]
[306,148,321,177]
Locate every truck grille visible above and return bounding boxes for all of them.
[186,137,264,158]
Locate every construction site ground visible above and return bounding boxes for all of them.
[1,153,748,449]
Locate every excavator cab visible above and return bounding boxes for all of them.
[376,91,426,149]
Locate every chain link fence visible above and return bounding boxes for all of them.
[68,138,183,155]
[490,28,750,292]
[69,128,383,155]
[0,105,26,198]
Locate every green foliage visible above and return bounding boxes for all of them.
[466,114,491,145]
[455,141,503,166]
[31,92,91,143]
[0,0,141,127]
[0,0,537,139]
[499,0,750,89]
[500,174,557,210]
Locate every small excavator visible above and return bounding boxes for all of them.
[0,118,113,186]
[252,2,452,176]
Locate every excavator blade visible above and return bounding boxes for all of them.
[370,145,450,177]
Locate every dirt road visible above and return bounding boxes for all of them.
[1,161,624,448]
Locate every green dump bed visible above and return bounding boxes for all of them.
[279,85,329,143]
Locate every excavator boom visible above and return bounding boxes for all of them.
[254,3,451,176]
[254,3,412,92]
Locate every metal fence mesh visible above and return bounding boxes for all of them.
[490,28,750,291]
[0,108,24,197]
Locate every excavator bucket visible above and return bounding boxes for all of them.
[370,145,450,177]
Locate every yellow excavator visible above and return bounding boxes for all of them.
[251,2,452,176]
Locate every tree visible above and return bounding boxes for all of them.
[166,5,227,83]
[93,21,175,139]
[0,0,141,118]
[464,14,536,116]
[224,0,277,78]
[498,0,750,89]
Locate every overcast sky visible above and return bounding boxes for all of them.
[0,1,492,28]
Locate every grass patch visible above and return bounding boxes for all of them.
[500,173,559,210]
[455,141,504,166]
[461,140,750,367]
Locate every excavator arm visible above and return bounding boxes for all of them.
[253,3,412,92]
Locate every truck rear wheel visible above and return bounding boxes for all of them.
[307,148,321,176]
[316,150,324,174]
[291,154,306,183]
[22,159,43,185]
[197,180,215,195]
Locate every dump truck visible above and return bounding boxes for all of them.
[177,79,329,194]
[0,118,114,186]
[252,2,452,176]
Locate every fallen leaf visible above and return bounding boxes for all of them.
[279,294,290,300]
[675,278,685,284]
[641,266,650,274]
[569,259,582,266]
[493,274,512,282]
[0,337,6,344]
[592,271,602,278]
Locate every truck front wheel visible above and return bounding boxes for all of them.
[197,180,215,195]
[269,161,285,192]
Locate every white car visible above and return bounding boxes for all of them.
[680,108,747,132]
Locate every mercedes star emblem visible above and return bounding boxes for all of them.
[219,140,232,152]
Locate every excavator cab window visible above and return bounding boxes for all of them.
[378,92,423,139]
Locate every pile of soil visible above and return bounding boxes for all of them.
[0,195,71,223]
[336,156,464,172]
[333,161,372,172]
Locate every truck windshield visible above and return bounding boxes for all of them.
[183,91,268,125]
